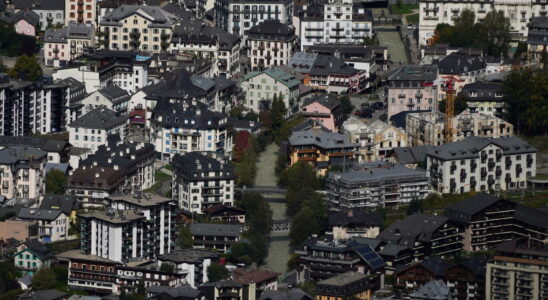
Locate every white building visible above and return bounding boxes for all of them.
[17,209,71,243]
[12,0,65,30]
[214,0,294,38]
[80,86,131,116]
[247,20,297,71]
[65,0,96,25]
[158,249,218,288]
[427,136,537,193]
[0,147,46,201]
[299,0,373,50]
[68,107,127,152]
[43,23,95,67]
[172,152,235,214]
[418,0,547,45]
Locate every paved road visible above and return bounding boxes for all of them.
[236,186,286,194]
[377,29,407,64]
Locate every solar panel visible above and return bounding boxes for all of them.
[354,245,386,270]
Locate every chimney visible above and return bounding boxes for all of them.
[93,161,98,167]
[95,173,100,178]
[114,165,119,170]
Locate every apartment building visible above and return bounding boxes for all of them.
[326,162,429,209]
[214,0,294,38]
[289,52,368,94]
[288,127,359,175]
[486,239,548,300]
[190,223,243,253]
[11,10,39,37]
[247,20,297,71]
[44,23,95,67]
[316,272,379,300]
[80,86,131,115]
[426,136,537,193]
[435,52,487,97]
[295,237,385,283]
[379,214,463,262]
[406,110,513,147]
[199,281,256,300]
[172,152,235,214]
[305,44,389,76]
[459,82,505,118]
[0,147,46,201]
[65,0,96,25]
[12,0,65,30]
[68,107,127,152]
[299,0,373,50]
[17,208,71,243]
[0,136,69,164]
[527,17,548,63]
[158,249,218,288]
[241,67,300,116]
[327,209,383,241]
[67,141,156,206]
[386,65,438,119]
[14,239,52,275]
[0,75,71,136]
[418,0,547,45]
[445,194,548,251]
[100,5,179,53]
[59,250,121,294]
[301,94,344,132]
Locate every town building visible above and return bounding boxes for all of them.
[18,290,67,300]
[115,264,186,292]
[299,0,373,50]
[0,136,70,163]
[386,65,438,119]
[68,107,127,152]
[445,194,548,251]
[62,77,88,124]
[296,237,386,283]
[289,52,368,94]
[233,269,280,294]
[287,127,359,175]
[426,136,537,193]
[326,162,430,209]
[459,82,505,118]
[17,208,71,243]
[301,94,344,132]
[435,52,487,96]
[80,86,131,115]
[190,223,243,253]
[67,140,156,207]
[527,17,548,63]
[0,147,47,201]
[199,281,256,300]
[315,272,379,300]
[43,23,95,67]
[65,0,96,25]
[327,209,383,241]
[14,239,53,275]
[258,289,313,300]
[247,20,297,71]
[406,110,513,147]
[378,214,463,261]
[99,5,178,53]
[11,10,39,37]
[241,67,301,116]
[39,194,80,222]
[147,286,204,300]
[486,239,548,300]
[204,205,246,223]
[12,0,65,30]
[305,44,389,76]
[418,0,546,45]
[158,249,218,288]
[214,0,294,38]
[410,280,454,300]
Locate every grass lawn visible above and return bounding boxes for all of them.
[520,135,548,153]
[390,3,418,14]
[155,171,172,182]
[406,13,419,24]
[164,164,174,171]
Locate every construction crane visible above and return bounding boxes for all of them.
[441,75,463,143]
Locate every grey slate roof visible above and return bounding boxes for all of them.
[147,285,202,298]
[514,205,548,229]
[158,248,218,263]
[410,280,452,300]
[317,272,367,287]
[69,107,127,130]
[379,214,452,246]
[19,289,68,300]
[98,85,130,104]
[248,20,296,41]
[258,288,313,300]
[391,145,434,165]
[21,238,52,259]
[302,94,339,110]
[39,195,80,216]
[436,52,486,75]
[459,82,503,102]
[426,136,537,161]
[387,65,438,87]
[18,273,33,287]
[13,0,64,10]
[328,209,383,228]
[190,223,242,237]
[444,193,505,223]
[101,5,178,28]
[150,100,228,129]
[289,128,358,150]
[172,151,234,181]
[11,9,39,27]
[379,244,409,257]
[145,69,206,100]
[0,146,47,164]
[328,163,427,184]
[18,208,64,221]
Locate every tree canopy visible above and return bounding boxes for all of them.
[45,169,67,195]
[31,268,57,290]
[207,263,229,282]
[8,55,43,81]
[177,225,194,249]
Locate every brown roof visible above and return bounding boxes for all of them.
[204,205,245,216]
[232,269,280,284]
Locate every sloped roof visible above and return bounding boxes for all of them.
[289,128,358,149]
[147,285,202,298]
[39,195,80,216]
[379,214,451,246]
[68,107,127,130]
[302,94,339,110]
[258,288,313,300]
[158,248,218,263]
[244,67,299,89]
[444,193,506,223]
[101,5,178,27]
[248,20,295,41]
[391,145,435,165]
[436,51,486,75]
[190,223,242,237]
[410,280,452,300]
[18,208,64,221]
[11,9,39,27]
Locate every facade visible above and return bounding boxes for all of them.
[287,127,359,175]
[386,65,438,119]
[418,0,547,45]
[11,10,39,37]
[299,0,373,50]
[59,250,121,294]
[459,82,505,118]
[199,281,256,300]
[301,94,344,132]
[204,205,246,224]
[315,272,378,300]
[406,110,514,147]
[232,269,280,293]
[241,67,300,116]
[214,0,294,38]
[326,163,430,209]
[247,20,297,71]
[100,5,179,53]
[327,209,383,241]
[14,239,52,275]
[17,209,71,243]
[410,280,454,300]
[80,86,131,115]
[43,23,95,67]
[68,107,127,152]
[172,152,235,214]
[158,249,218,288]
[527,17,548,63]
[426,136,537,193]
[0,147,47,201]
[486,239,548,300]
[12,0,65,30]
[378,214,463,262]
[65,0,96,25]
[305,44,389,76]
[0,136,70,164]
[190,223,242,253]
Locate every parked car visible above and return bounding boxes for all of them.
[372,101,384,110]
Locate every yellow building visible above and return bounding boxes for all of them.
[99,5,179,53]
[315,272,376,300]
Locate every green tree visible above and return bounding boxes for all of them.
[298,282,317,297]
[0,60,7,73]
[45,169,67,194]
[31,267,57,290]
[237,192,273,236]
[159,263,175,273]
[289,206,320,248]
[271,94,287,131]
[207,263,229,282]
[8,55,42,81]
[438,93,468,115]
[339,96,354,121]
[481,10,511,57]
[245,111,259,122]
[406,198,422,215]
[177,225,194,249]
[287,253,299,271]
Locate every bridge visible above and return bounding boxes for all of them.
[235,186,287,194]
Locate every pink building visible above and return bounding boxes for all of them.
[301,94,344,132]
[11,10,39,37]
[386,65,439,119]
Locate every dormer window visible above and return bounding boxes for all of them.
[495,92,502,97]
[469,91,477,97]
